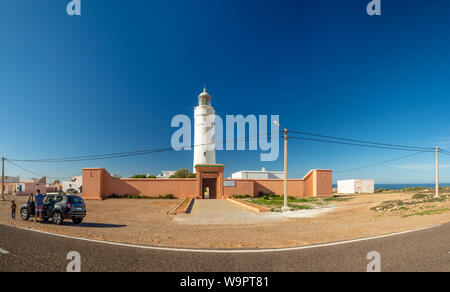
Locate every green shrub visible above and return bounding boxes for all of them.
[412,193,430,200]
[402,187,426,192]
[294,205,314,210]
[375,188,389,193]
[131,174,156,178]
[107,194,177,199]
[256,191,267,198]
[233,194,252,199]
[170,169,196,178]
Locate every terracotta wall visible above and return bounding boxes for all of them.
[222,170,331,198]
[314,170,333,197]
[303,170,315,197]
[82,168,332,200]
[223,179,305,197]
[223,180,254,197]
[82,168,196,200]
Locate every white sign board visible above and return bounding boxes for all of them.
[224,181,236,187]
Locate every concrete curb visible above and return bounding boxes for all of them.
[227,198,271,213]
[168,198,194,215]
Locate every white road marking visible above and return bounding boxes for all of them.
[0,248,10,254]
[3,223,442,254]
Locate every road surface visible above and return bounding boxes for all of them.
[0,223,449,272]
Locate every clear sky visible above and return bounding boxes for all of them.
[1,0,450,183]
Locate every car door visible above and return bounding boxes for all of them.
[43,195,56,218]
[27,195,35,216]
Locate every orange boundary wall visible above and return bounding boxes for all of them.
[81,168,332,200]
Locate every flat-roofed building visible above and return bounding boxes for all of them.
[4,177,47,195]
[338,179,375,194]
[231,168,284,180]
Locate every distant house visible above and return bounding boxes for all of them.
[46,180,62,193]
[231,168,284,180]
[338,179,375,194]
[4,176,20,183]
[62,176,83,193]
[157,171,176,179]
[4,177,47,195]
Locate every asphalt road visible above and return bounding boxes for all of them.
[0,223,449,272]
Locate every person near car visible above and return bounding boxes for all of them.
[11,200,16,220]
[34,190,44,223]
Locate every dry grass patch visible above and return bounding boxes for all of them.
[371,193,450,217]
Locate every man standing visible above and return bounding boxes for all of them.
[34,189,44,223]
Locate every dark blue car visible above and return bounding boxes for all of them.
[20,193,86,225]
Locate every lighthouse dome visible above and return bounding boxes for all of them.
[198,87,212,106]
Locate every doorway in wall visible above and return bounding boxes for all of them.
[202,178,217,199]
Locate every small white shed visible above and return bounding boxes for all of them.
[337,179,375,194]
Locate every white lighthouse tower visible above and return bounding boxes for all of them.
[193,87,216,172]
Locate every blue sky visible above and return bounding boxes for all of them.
[1,0,450,183]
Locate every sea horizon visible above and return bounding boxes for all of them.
[332,183,450,190]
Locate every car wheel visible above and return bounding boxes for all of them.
[72,218,83,224]
[52,211,64,225]
[21,208,30,221]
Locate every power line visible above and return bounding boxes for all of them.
[334,150,430,174]
[4,134,280,180]
[6,159,73,180]
[6,133,280,163]
[288,130,434,151]
[439,148,450,156]
[8,148,175,163]
[288,136,435,152]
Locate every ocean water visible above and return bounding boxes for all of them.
[332,183,450,190]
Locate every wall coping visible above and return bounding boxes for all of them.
[224,179,305,182]
[118,178,197,182]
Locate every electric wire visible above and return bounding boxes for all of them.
[7,133,280,163]
[6,159,73,180]
[334,149,430,174]
[288,130,433,151]
[288,136,435,152]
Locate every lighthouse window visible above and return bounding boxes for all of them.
[204,152,206,156]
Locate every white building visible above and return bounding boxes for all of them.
[157,171,176,179]
[193,87,216,172]
[232,168,284,180]
[62,176,83,193]
[337,179,375,194]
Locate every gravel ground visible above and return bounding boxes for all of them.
[1,193,449,249]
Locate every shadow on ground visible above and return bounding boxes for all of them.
[72,222,128,228]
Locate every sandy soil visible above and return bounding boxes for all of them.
[1,192,449,249]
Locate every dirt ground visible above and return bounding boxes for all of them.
[1,192,449,249]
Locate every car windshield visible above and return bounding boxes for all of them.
[69,196,84,204]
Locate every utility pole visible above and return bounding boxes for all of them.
[435,147,439,198]
[1,157,5,201]
[274,121,290,212]
[282,128,290,212]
